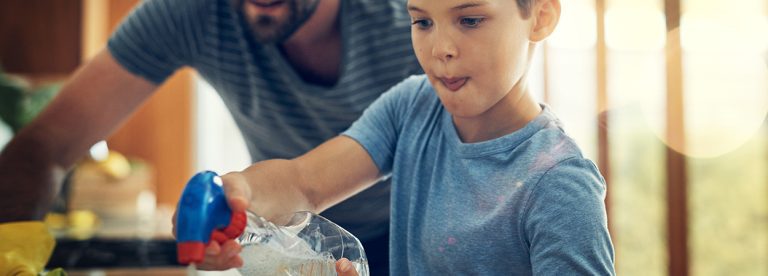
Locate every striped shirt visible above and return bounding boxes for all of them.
[108,0,422,240]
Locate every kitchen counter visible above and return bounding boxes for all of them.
[46,205,184,270]
[48,237,179,269]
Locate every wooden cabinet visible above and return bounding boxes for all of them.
[0,0,192,206]
[0,0,82,74]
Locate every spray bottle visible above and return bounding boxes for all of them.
[175,171,246,265]
[176,171,369,275]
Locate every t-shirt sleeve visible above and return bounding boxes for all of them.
[523,157,616,275]
[107,0,204,84]
[342,75,427,175]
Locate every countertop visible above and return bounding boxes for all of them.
[46,205,184,270]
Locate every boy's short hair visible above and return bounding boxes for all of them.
[517,0,534,18]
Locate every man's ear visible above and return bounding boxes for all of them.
[529,0,561,42]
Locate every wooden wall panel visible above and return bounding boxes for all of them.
[0,0,82,74]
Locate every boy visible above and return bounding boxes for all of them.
[195,0,615,274]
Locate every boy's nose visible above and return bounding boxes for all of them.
[431,45,457,62]
[431,35,458,62]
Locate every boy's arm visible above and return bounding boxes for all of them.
[201,74,422,271]
[221,135,381,223]
[198,136,379,270]
[219,78,426,222]
[0,49,158,223]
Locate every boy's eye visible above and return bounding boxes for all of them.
[411,19,433,29]
[460,17,484,27]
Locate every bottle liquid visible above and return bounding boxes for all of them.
[237,211,369,276]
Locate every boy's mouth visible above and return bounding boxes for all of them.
[439,77,468,92]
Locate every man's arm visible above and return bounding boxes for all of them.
[0,49,158,223]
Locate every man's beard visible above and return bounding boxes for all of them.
[238,0,320,44]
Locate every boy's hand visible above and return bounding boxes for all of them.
[192,172,252,269]
[336,258,360,276]
[197,239,244,270]
[220,172,252,215]
[171,172,252,270]
[169,222,244,270]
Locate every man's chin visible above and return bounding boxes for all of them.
[249,30,283,43]
[243,16,288,43]
[238,0,314,44]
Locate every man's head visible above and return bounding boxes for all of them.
[407,0,560,118]
[236,0,320,43]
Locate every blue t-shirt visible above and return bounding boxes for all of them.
[343,75,615,275]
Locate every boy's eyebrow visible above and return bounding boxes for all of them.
[407,5,425,13]
[450,1,489,11]
[407,1,489,13]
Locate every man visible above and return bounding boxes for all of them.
[0,0,421,274]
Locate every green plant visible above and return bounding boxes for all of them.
[0,66,61,133]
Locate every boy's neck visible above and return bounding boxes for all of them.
[452,84,542,144]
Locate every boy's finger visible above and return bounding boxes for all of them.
[335,258,358,276]
[225,256,244,268]
[221,173,251,212]
[205,240,222,255]
[198,241,238,270]
[220,239,242,258]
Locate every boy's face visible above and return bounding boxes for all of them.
[407,0,535,118]
[237,0,319,43]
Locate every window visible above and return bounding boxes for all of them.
[540,0,768,275]
[681,0,768,275]
[194,78,251,174]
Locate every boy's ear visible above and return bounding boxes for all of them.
[529,0,561,42]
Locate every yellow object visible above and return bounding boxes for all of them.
[43,213,67,230]
[44,211,100,240]
[67,210,98,229]
[45,268,66,276]
[67,210,99,240]
[95,150,131,179]
[0,221,55,275]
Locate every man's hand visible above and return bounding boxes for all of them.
[0,49,157,223]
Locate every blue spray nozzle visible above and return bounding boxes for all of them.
[176,171,246,264]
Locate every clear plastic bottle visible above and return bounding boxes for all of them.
[236,211,369,276]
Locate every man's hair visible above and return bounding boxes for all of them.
[516,0,534,18]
